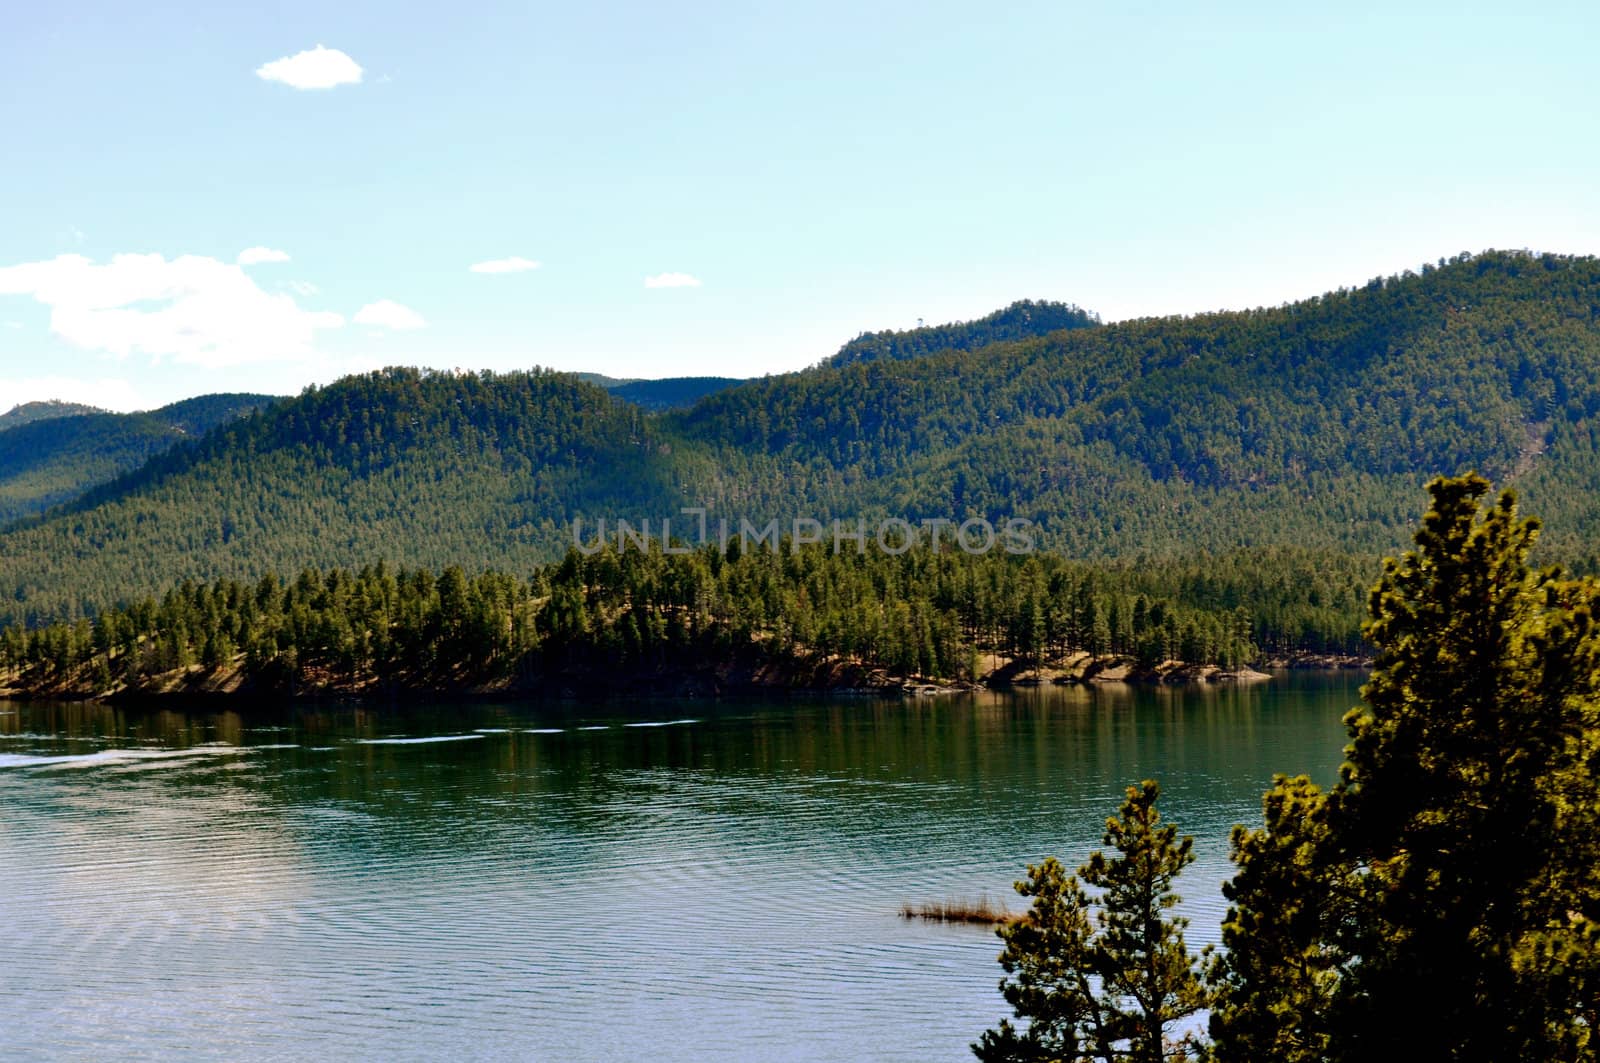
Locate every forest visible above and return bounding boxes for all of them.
[0,539,1372,699]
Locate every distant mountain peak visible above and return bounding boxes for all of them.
[0,400,107,432]
[827,298,1100,368]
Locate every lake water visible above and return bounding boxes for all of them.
[0,674,1358,1061]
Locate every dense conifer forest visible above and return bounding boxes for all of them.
[0,540,1371,699]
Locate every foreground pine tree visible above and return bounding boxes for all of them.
[1209,474,1600,1061]
[975,780,1207,1063]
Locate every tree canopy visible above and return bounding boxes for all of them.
[1209,474,1600,1060]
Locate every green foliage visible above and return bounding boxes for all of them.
[973,857,1101,1062]
[1206,776,1339,1062]
[1209,474,1600,1061]
[976,781,1208,1063]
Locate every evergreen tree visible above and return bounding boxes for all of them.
[976,781,1207,1063]
[1206,775,1340,1063]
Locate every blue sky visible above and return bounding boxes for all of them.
[2,1,1598,411]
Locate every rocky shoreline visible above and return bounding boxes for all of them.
[0,648,1368,705]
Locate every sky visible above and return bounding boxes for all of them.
[2,1,1599,412]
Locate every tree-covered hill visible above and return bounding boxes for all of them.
[826,299,1099,367]
[0,400,106,431]
[676,251,1600,556]
[5,250,1600,628]
[0,393,278,526]
[0,369,691,625]
[598,375,746,411]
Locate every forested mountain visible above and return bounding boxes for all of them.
[586,375,746,411]
[827,299,1099,367]
[0,400,105,430]
[0,369,686,625]
[0,393,278,526]
[4,250,1600,630]
[676,251,1600,558]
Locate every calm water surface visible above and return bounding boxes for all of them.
[0,674,1358,1061]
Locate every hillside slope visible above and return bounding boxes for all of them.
[0,393,278,525]
[677,251,1600,556]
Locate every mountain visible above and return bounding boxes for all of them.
[579,374,747,411]
[0,400,105,431]
[0,369,682,625]
[826,298,1099,367]
[0,393,278,527]
[606,376,746,412]
[5,250,1600,627]
[675,251,1600,556]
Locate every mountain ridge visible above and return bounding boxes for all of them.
[4,250,1600,627]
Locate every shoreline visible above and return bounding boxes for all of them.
[0,651,1368,706]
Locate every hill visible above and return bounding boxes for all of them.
[826,299,1099,367]
[605,376,745,411]
[0,369,686,624]
[0,400,105,431]
[676,251,1600,557]
[0,393,279,526]
[578,374,747,411]
[4,250,1600,627]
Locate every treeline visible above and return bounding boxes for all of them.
[0,542,1372,697]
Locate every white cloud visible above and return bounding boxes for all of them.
[353,299,426,330]
[255,45,363,90]
[0,253,344,367]
[238,246,290,265]
[469,257,542,274]
[644,272,703,289]
[284,279,319,297]
[0,376,147,413]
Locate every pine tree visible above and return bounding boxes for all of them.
[973,857,1103,1063]
[1084,781,1209,1062]
[1206,775,1340,1063]
[975,781,1207,1063]
[1327,473,1600,1060]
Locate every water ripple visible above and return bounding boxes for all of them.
[0,679,1358,1061]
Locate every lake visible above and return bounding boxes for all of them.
[0,673,1357,1061]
